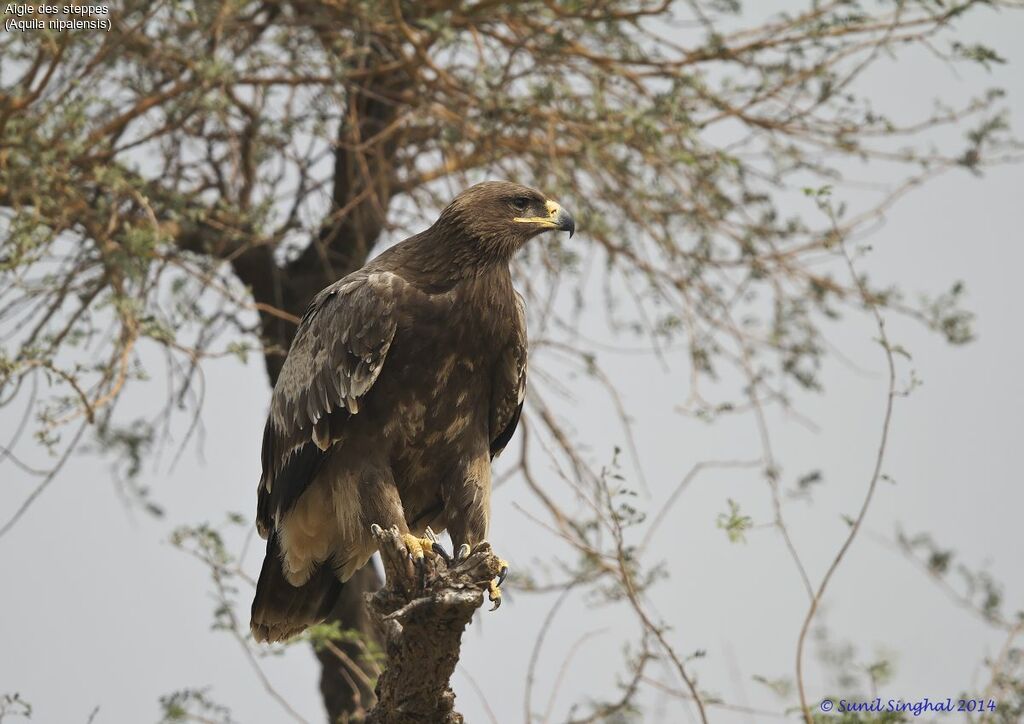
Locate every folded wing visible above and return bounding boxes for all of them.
[256,271,402,538]
[489,292,528,459]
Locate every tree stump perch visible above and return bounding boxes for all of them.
[365,526,504,724]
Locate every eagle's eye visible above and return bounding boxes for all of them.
[511,196,530,212]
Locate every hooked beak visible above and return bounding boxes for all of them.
[514,199,576,237]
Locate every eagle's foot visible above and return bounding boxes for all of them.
[399,531,439,590]
[369,525,443,590]
[399,532,437,561]
[451,541,509,611]
[488,558,509,611]
[424,527,454,565]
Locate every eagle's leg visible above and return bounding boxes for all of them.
[445,455,507,609]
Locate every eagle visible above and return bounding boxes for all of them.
[251,181,575,643]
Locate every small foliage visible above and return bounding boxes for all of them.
[717,499,754,543]
[0,693,31,722]
[158,689,234,724]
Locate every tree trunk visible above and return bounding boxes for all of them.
[315,565,383,723]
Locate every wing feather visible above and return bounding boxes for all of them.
[256,271,400,537]
[490,293,528,459]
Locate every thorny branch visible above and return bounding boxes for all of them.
[795,198,900,723]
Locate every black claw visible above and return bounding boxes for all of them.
[497,565,509,588]
[431,541,453,565]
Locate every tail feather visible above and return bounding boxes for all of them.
[251,534,343,643]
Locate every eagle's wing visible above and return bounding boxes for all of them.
[490,292,528,459]
[257,271,401,538]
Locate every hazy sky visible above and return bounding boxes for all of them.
[2,5,1022,724]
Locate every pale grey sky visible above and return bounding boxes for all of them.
[1,5,1022,724]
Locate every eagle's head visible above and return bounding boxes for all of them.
[434,181,575,264]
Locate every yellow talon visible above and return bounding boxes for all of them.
[401,533,439,590]
[488,558,509,611]
[488,579,502,610]
[400,533,437,561]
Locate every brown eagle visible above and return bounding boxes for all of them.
[251,181,575,642]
